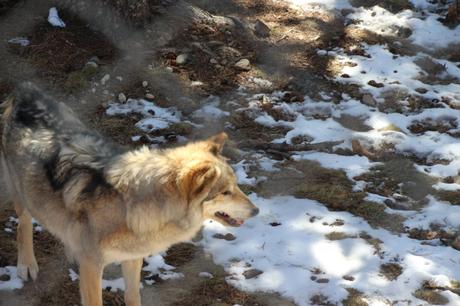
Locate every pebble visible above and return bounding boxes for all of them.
[86,61,98,68]
[145,93,155,100]
[116,76,123,81]
[243,269,263,279]
[176,53,188,65]
[165,67,173,73]
[254,19,270,38]
[362,93,377,107]
[101,74,110,85]
[118,93,127,103]
[142,81,148,87]
[212,233,236,241]
[234,58,251,71]
[210,58,218,64]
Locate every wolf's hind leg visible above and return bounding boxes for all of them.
[14,200,39,281]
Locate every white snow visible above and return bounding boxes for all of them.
[292,151,376,179]
[198,272,214,279]
[47,7,66,28]
[202,194,460,305]
[106,99,182,132]
[0,267,23,290]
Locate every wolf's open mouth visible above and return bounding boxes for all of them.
[215,211,244,227]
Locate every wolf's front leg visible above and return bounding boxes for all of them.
[14,202,39,281]
[79,258,103,306]
[122,258,143,306]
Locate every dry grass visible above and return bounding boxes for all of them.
[171,272,263,306]
[342,288,368,306]
[379,263,403,281]
[413,289,449,305]
[15,9,117,87]
[164,243,199,267]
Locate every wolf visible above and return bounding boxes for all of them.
[0,83,259,306]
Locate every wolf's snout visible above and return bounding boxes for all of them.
[251,207,259,217]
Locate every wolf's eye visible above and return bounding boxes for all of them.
[222,190,232,196]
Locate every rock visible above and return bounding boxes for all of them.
[118,93,127,103]
[243,269,263,279]
[165,67,173,73]
[86,61,98,68]
[415,87,428,94]
[368,80,384,88]
[451,235,460,250]
[145,93,155,100]
[101,74,110,86]
[116,76,123,81]
[210,58,218,64]
[341,73,350,78]
[142,81,148,87]
[89,56,100,64]
[362,93,377,106]
[254,19,270,38]
[234,59,251,71]
[343,275,355,281]
[212,233,236,241]
[176,53,188,65]
[316,278,330,283]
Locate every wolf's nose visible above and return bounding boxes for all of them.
[251,207,259,217]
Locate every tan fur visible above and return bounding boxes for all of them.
[2,94,258,306]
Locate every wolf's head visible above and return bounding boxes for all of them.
[175,133,259,227]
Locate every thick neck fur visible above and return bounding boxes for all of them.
[104,146,203,235]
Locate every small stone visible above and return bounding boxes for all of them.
[116,76,123,81]
[0,274,10,281]
[118,93,127,103]
[101,74,110,86]
[243,269,263,279]
[368,80,384,88]
[451,236,460,250]
[269,222,282,227]
[254,19,270,38]
[316,278,329,283]
[142,81,148,87]
[234,59,251,71]
[165,67,173,73]
[89,56,100,64]
[341,73,350,78]
[343,275,355,281]
[212,233,236,241]
[310,276,317,281]
[145,93,155,100]
[415,87,428,94]
[86,61,98,68]
[210,58,218,64]
[362,93,377,106]
[176,53,188,65]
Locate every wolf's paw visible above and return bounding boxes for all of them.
[17,258,39,281]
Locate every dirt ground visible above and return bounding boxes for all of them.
[1,0,460,305]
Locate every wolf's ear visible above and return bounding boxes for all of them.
[206,132,228,155]
[179,162,221,204]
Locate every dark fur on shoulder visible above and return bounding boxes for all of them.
[4,83,123,204]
